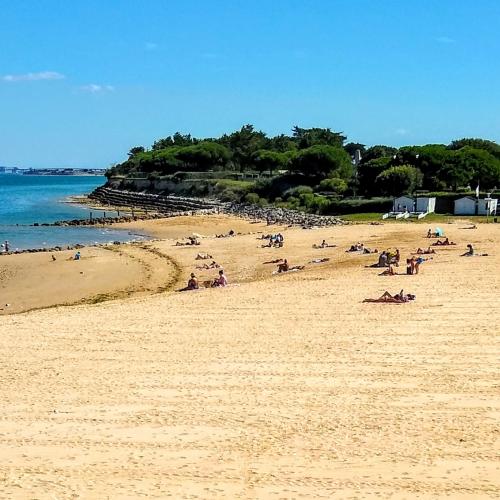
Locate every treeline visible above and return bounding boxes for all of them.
[108,125,500,198]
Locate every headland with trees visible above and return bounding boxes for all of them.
[105,125,500,215]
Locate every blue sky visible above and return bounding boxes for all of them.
[1,0,499,168]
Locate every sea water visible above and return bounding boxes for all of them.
[0,174,146,250]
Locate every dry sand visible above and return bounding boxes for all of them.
[0,215,498,498]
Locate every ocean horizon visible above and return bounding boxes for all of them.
[0,174,146,250]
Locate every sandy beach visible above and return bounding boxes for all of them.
[0,215,498,498]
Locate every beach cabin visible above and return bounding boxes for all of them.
[416,197,436,214]
[454,196,476,215]
[393,196,414,212]
[478,198,498,215]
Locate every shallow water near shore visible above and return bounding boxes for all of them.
[0,174,146,250]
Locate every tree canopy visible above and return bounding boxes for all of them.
[109,127,500,196]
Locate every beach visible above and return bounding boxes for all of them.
[0,215,498,498]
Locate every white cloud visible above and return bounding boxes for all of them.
[436,36,455,44]
[79,84,115,93]
[2,71,65,82]
[145,42,158,50]
[395,128,409,136]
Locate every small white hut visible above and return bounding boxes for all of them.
[416,197,436,213]
[393,196,414,212]
[478,198,498,215]
[454,196,476,215]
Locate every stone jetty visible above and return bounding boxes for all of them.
[86,186,345,228]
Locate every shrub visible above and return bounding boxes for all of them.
[244,192,261,204]
[318,177,348,194]
[284,185,314,199]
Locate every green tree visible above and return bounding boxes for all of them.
[291,145,353,179]
[128,146,145,158]
[176,142,231,171]
[292,126,346,149]
[449,138,500,160]
[357,156,392,195]
[318,177,348,194]
[223,125,268,171]
[344,142,366,157]
[252,150,289,175]
[362,145,398,163]
[375,165,423,196]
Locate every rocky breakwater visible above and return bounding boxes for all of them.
[224,203,345,227]
[88,186,224,214]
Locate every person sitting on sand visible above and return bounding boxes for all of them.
[212,269,228,287]
[51,254,57,262]
[389,249,400,266]
[379,264,395,276]
[378,251,388,267]
[74,251,81,261]
[277,259,289,273]
[427,228,432,238]
[347,242,364,252]
[187,273,199,290]
[461,244,474,256]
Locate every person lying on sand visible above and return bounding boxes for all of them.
[195,253,213,260]
[363,290,416,303]
[212,269,228,287]
[196,261,220,270]
[313,240,336,249]
[263,258,283,264]
[415,247,436,254]
[461,224,477,230]
[363,247,378,254]
[310,258,330,264]
[431,238,456,246]
[379,265,395,276]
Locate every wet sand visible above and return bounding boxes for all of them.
[0,216,498,498]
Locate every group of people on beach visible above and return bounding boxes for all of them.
[186,269,228,290]
[180,222,487,304]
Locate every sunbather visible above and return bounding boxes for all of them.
[415,247,435,254]
[364,289,416,303]
[195,253,213,260]
[432,238,456,246]
[379,265,395,276]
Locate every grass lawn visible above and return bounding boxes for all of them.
[341,213,498,224]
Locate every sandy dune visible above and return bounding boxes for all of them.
[0,217,498,498]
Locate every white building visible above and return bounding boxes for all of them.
[454,196,498,215]
[393,196,414,212]
[416,197,436,213]
[478,198,498,215]
[454,196,476,215]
